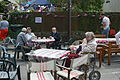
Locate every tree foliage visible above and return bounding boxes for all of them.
[48,0,104,12]
[0,1,10,13]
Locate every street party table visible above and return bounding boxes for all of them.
[32,38,55,43]
[26,48,71,61]
[31,38,55,48]
[26,48,71,80]
[95,38,116,44]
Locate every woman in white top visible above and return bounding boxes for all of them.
[81,32,97,52]
[26,27,36,41]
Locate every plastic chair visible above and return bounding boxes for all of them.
[0,45,17,66]
[10,39,26,61]
[27,60,55,80]
[0,59,21,80]
[1,37,11,47]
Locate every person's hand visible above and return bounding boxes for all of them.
[49,36,53,39]
[69,45,75,49]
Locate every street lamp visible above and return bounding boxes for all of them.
[68,0,72,39]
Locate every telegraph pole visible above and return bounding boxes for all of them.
[68,0,72,39]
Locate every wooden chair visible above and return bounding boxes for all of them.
[56,54,87,80]
[107,41,120,65]
[27,60,55,80]
[0,59,21,80]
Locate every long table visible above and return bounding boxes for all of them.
[95,38,116,44]
[26,48,71,61]
[32,39,55,43]
[26,48,71,80]
[31,39,55,48]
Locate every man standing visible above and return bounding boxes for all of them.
[49,27,61,49]
[0,16,9,40]
[99,13,110,37]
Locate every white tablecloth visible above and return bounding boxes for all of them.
[26,48,71,61]
[95,38,116,44]
[32,39,55,43]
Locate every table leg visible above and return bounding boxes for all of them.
[108,50,111,65]
[54,60,57,80]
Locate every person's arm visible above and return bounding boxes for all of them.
[54,32,61,41]
[102,22,106,28]
[115,31,120,47]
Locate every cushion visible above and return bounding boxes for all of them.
[30,72,54,80]
[57,70,84,79]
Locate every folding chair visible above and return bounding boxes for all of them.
[27,60,55,80]
[56,54,89,80]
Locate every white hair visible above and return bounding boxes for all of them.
[22,28,27,32]
[52,27,56,30]
[85,32,95,38]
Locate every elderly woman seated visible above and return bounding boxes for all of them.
[69,32,97,54]
[65,32,97,67]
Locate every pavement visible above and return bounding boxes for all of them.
[15,52,120,80]
[3,43,120,80]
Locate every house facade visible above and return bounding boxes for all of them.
[103,0,120,12]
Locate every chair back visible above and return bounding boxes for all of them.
[70,54,89,70]
[11,39,20,48]
[0,45,8,59]
[0,59,16,79]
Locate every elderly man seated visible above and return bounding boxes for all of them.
[66,32,97,67]
[48,27,61,49]
[16,28,31,60]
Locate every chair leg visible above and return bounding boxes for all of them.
[27,72,30,80]
[17,52,20,59]
[99,52,103,67]
[108,52,111,65]
[17,65,21,80]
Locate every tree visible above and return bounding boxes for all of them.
[48,0,104,12]
[0,1,10,13]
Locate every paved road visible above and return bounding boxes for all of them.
[16,54,120,80]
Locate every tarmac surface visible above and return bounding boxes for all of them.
[16,53,120,80]
[3,43,120,80]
